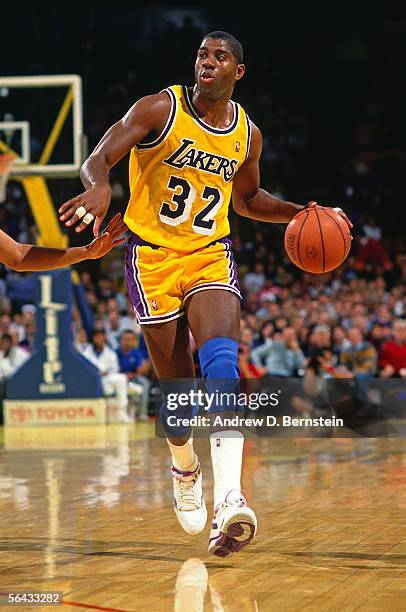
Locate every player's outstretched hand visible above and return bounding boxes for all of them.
[305,201,353,229]
[58,183,112,237]
[84,214,128,259]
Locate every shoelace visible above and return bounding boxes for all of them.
[176,477,201,511]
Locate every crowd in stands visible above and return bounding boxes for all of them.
[0,188,405,422]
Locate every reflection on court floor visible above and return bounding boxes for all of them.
[0,424,405,611]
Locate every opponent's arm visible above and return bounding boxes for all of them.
[59,92,171,236]
[0,214,127,272]
[232,122,352,227]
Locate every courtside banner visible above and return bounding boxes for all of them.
[4,398,106,426]
[153,377,406,438]
[4,269,105,425]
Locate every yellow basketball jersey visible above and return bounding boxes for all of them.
[124,84,251,251]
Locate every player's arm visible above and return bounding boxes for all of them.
[59,92,171,236]
[232,122,352,227]
[0,214,127,272]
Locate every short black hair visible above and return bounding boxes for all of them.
[120,329,136,338]
[202,31,244,64]
[92,328,106,337]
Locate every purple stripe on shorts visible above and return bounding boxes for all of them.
[218,237,240,292]
[184,283,242,300]
[125,239,150,318]
[222,241,233,283]
[138,308,185,323]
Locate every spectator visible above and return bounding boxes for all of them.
[137,333,150,363]
[75,327,90,353]
[0,332,29,400]
[239,345,261,378]
[243,262,266,294]
[362,217,382,242]
[251,327,305,378]
[368,324,387,351]
[116,330,151,421]
[306,325,335,377]
[256,321,274,348]
[19,321,35,353]
[105,308,126,349]
[379,319,406,378]
[339,327,378,379]
[332,326,351,357]
[81,329,130,423]
[240,326,254,352]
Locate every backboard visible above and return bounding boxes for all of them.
[0,75,84,177]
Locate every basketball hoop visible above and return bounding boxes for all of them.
[0,153,14,203]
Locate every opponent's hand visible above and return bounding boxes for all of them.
[85,214,127,259]
[305,201,353,230]
[58,183,112,237]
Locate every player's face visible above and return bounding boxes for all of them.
[195,38,244,98]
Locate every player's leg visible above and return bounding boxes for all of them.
[142,315,196,446]
[142,317,207,534]
[186,289,257,556]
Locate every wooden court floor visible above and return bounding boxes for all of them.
[0,424,405,612]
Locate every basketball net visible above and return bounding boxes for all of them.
[0,153,15,203]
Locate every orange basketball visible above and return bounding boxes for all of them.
[284,206,352,273]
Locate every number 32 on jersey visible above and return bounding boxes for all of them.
[159,175,224,236]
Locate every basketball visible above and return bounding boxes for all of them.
[284,205,352,273]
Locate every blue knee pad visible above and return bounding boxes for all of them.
[159,379,199,438]
[198,337,240,414]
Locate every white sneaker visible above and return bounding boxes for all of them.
[171,462,207,535]
[208,490,257,557]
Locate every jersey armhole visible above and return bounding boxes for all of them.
[136,87,178,151]
[244,114,252,162]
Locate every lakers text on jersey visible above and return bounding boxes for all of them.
[124,84,251,252]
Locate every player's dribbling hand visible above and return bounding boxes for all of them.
[305,201,353,230]
[58,183,112,237]
[84,213,128,259]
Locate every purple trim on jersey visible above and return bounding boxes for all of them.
[137,87,177,150]
[244,113,252,161]
[182,85,239,135]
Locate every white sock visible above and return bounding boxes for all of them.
[167,437,198,473]
[210,431,244,508]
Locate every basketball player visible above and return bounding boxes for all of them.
[59,32,352,556]
[0,213,126,271]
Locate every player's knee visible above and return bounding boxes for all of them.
[159,379,198,439]
[198,337,239,379]
[198,338,240,414]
